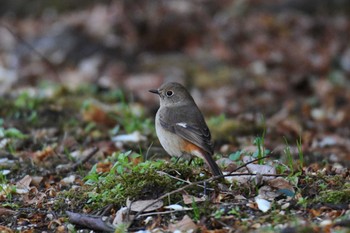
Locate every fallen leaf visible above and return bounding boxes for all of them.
[0,207,17,217]
[16,175,32,194]
[127,199,163,212]
[61,175,76,185]
[258,186,281,199]
[113,207,130,225]
[96,162,112,173]
[164,204,191,211]
[0,225,13,233]
[31,176,43,187]
[34,146,55,163]
[112,131,146,143]
[81,101,116,126]
[168,215,198,232]
[225,172,255,184]
[267,177,295,197]
[182,194,206,204]
[246,164,276,180]
[22,187,46,205]
[255,196,271,213]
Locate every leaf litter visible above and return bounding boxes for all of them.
[0,1,350,232]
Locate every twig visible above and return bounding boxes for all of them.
[231,155,271,173]
[0,22,61,81]
[130,155,271,226]
[137,208,192,218]
[157,171,192,184]
[225,173,287,177]
[44,146,99,176]
[70,146,99,171]
[157,171,211,190]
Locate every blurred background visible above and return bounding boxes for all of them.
[0,0,349,165]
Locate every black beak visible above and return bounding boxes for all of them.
[149,89,160,95]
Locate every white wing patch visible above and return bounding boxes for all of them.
[176,122,187,128]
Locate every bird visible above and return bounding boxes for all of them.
[149,82,223,176]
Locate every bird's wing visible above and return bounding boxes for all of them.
[159,105,213,154]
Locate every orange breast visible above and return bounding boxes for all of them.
[183,141,204,154]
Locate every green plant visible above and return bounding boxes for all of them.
[191,197,200,221]
[253,133,269,164]
[228,206,241,217]
[0,127,27,139]
[283,137,294,173]
[317,190,350,204]
[213,208,225,219]
[297,197,308,209]
[207,113,226,126]
[66,224,77,233]
[14,92,38,110]
[0,172,7,184]
[296,136,304,171]
[229,151,242,161]
[81,151,183,208]
[0,182,16,201]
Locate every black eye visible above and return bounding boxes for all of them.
[166,90,173,97]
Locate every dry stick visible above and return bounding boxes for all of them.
[0,23,61,81]
[230,155,271,173]
[145,142,153,161]
[137,208,192,218]
[44,147,99,176]
[70,146,99,171]
[130,155,271,225]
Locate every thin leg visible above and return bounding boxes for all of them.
[188,158,193,165]
[174,156,181,164]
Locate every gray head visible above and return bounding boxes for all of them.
[149,82,195,107]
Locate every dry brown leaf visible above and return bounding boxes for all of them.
[81,102,116,126]
[31,176,43,187]
[96,162,112,173]
[0,207,17,217]
[0,226,14,233]
[267,177,295,197]
[309,209,322,217]
[113,207,130,225]
[182,194,206,204]
[127,199,163,212]
[22,187,46,205]
[16,175,32,194]
[168,215,198,232]
[258,185,281,199]
[34,146,55,163]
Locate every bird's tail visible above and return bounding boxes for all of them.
[203,152,223,177]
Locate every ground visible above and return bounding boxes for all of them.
[0,1,349,232]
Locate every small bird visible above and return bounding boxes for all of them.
[149,82,223,176]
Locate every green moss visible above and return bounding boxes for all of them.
[61,152,214,210]
[317,189,350,204]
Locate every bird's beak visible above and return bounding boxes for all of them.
[149,89,160,95]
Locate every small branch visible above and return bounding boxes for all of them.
[0,22,61,81]
[130,154,271,226]
[231,155,271,173]
[44,147,99,176]
[70,146,99,171]
[66,211,115,232]
[137,208,192,218]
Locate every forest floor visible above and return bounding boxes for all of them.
[0,1,349,232]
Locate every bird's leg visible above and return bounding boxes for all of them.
[174,156,181,164]
[187,158,193,165]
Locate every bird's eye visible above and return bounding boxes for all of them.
[166,90,173,97]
